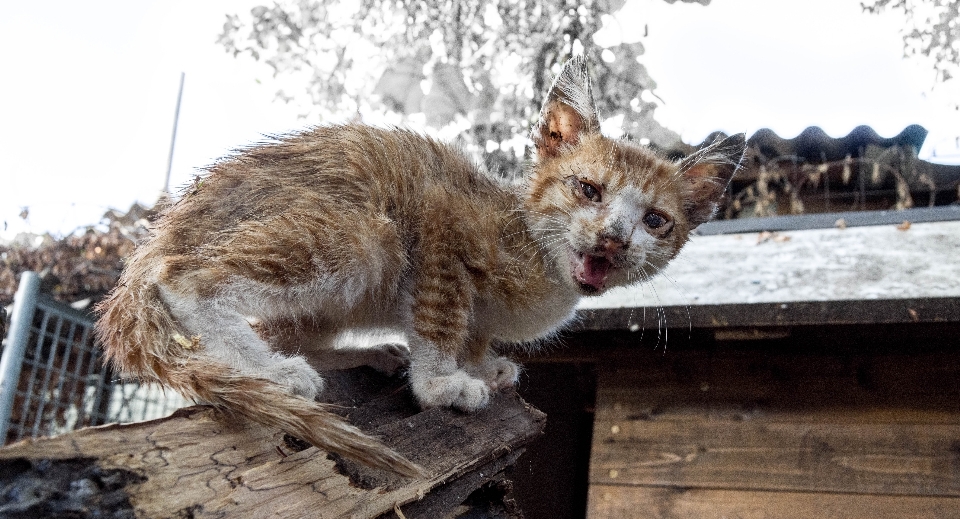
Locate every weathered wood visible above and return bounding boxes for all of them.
[695,205,960,236]
[376,453,524,519]
[576,296,960,331]
[587,485,960,519]
[592,348,960,414]
[591,419,960,496]
[0,369,545,519]
[586,347,960,517]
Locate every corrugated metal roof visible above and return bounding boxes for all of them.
[665,125,960,217]
[675,125,928,160]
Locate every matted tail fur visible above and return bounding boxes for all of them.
[95,277,426,478]
[166,362,427,478]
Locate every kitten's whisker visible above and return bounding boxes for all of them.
[497,215,528,231]
[638,263,667,352]
[543,240,571,263]
[516,232,567,268]
[529,226,567,235]
[503,225,564,241]
[532,236,569,264]
[655,269,695,341]
[510,207,571,225]
[636,266,655,346]
[518,232,563,259]
[533,236,567,254]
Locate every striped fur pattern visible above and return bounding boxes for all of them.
[95,57,745,477]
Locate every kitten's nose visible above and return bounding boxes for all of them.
[598,234,628,254]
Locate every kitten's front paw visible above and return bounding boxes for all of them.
[412,371,490,412]
[266,356,325,400]
[468,356,520,391]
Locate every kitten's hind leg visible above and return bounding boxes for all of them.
[160,285,325,399]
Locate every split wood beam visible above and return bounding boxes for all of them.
[0,368,545,518]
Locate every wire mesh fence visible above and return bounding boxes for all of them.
[0,272,189,445]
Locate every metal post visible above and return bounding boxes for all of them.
[0,271,40,442]
[163,72,185,194]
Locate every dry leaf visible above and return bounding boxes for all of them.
[896,220,911,231]
[758,231,791,244]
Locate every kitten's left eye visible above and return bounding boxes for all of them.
[643,211,670,229]
[579,181,601,202]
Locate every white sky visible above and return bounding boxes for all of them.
[2,0,959,240]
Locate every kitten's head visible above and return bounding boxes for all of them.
[524,56,745,296]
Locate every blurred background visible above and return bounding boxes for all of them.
[3,0,959,236]
[2,0,960,303]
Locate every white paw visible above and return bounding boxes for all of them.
[365,343,411,375]
[265,356,325,399]
[468,356,520,391]
[412,370,490,412]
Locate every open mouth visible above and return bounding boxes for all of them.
[571,251,613,294]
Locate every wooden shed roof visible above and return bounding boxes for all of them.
[577,208,960,330]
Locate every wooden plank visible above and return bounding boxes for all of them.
[588,348,960,498]
[591,420,960,497]
[0,370,545,519]
[594,348,960,416]
[381,452,524,519]
[592,349,960,412]
[577,220,960,309]
[576,296,960,330]
[587,485,960,519]
[696,205,960,236]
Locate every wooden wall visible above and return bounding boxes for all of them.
[584,335,960,518]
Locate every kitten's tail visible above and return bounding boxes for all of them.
[164,362,428,479]
[95,277,427,479]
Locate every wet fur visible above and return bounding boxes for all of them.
[95,57,745,477]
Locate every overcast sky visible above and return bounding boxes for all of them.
[2,0,958,240]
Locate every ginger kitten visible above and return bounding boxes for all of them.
[96,56,745,477]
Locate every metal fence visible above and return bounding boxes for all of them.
[0,271,189,445]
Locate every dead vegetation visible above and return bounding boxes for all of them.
[0,203,156,309]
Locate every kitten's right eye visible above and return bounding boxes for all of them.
[643,211,669,229]
[579,181,602,202]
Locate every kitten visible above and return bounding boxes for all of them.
[95,56,745,478]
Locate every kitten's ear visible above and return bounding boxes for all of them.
[532,56,601,159]
[678,133,746,227]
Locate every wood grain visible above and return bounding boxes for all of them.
[588,485,960,519]
[587,347,960,517]
[591,419,960,496]
[576,296,960,331]
[0,370,545,519]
